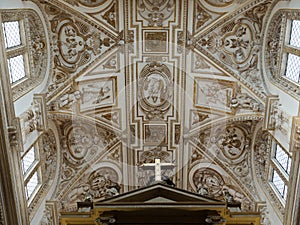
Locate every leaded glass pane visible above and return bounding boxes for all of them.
[21,146,36,174]
[272,170,287,200]
[285,53,300,83]
[2,21,21,48]
[290,20,300,48]
[275,144,291,174]
[25,171,39,200]
[7,54,26,83]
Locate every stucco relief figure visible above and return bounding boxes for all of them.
[193,169,224,198]
[68,168,119,203]
[67,126,92,159]
[93,86,111,104]
[80,80,115,110]
[214,127,248,160]
[200,84,229,105]
[59,25,84,63]
[59,90,81,108]
[222,185,244,203]
[143,74,167,106]
[88,169,119,199]
[138,63,172,118]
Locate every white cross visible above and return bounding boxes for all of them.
[142,158,175,182]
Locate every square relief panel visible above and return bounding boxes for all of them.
[79,76,117,111]
[144,123,167,146]
[194,77,236,114]
[143,30,168,54]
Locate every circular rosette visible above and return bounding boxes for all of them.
[66,126,93,160]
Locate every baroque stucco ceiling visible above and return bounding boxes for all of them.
[24,0,285,218]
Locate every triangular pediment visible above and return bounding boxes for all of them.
[97,183,221,205]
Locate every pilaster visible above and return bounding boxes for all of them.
[0,17,29,225]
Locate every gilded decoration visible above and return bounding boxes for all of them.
[194,1,212,32]
[50,116,120,200]
[78,0,107,7]
[1,9,47,101]
[144,123,167,145]
[39,201,59,225]
[8,0,290,223]
[79,76,117,111]
[86,0,119,32]
[189,119,260,202]
[204,0,234,7]
[62,123,117,165]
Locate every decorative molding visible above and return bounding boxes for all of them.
[291,117,300,151]
[39,201,59,225]
[1,9,48,101]
[28,130,58,219]
[265,9,300,100]
[263,96,279,130]
[138,62,173,119]
[253,128,285,219]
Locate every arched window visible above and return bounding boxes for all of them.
[0,9,47,101]
[266,10,300,99]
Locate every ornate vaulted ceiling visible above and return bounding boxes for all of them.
[30,0,280,216]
